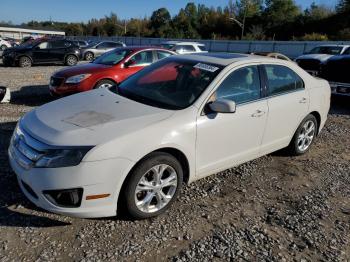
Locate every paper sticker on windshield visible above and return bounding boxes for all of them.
[194,63,219,72]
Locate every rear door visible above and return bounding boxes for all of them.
[48,40,68,62]
[260,64,309,154]
[95,42,110,56]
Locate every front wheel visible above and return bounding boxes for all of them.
[287,114,318,156]
[123,152,183,219]
[94,79,115,89]
[18,56,32,68]
[84,52,94,61]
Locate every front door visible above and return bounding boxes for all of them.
[32,42,51,63]
[119,50,154,82]
[196,65,268,177]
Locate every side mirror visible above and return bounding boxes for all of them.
[208,99,236,113]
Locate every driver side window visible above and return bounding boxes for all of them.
[129,51,153,66]
[213,66,261,104]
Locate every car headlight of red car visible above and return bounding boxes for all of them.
[65,74,91,84]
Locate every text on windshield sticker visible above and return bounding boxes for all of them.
[194,63,219,72]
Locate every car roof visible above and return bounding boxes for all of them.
[120,46,174,52]
[175,52,283,66]
[162,41,204,46]
[313,45,350,48]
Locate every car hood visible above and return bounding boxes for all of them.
[327,54,350,62]
[54,63,113,77]
[296,54,333,62]
[21,88,174,146]
[3,46,30,53]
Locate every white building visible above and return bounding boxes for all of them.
[0,26,65,40]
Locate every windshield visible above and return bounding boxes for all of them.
[114,57,223,110]
[93,49,132,65]
[308,46,343,55]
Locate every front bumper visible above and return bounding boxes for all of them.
[2,55,16,66]
[8,136,135,218]
[329,82,350,97]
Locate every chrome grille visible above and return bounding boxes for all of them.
[9,125,46,170]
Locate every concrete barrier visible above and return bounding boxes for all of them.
[69,36,350,59]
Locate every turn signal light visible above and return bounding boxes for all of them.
[86,194,111,200]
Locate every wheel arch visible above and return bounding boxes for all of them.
[309,111,321,135]
[18,54,33,63]
[64,53,79,62]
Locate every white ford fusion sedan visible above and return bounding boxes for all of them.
[8,53,330,219]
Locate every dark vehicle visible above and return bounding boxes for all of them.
[2,39,81,67]
[320,49,350,96]
[295,45,350,76]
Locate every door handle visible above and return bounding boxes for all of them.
[299,97,307,103]
[251,110,266,117]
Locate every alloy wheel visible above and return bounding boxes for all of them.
[67,56,77,66]
[297,120,316,152]
[134,164,178,213]
[98,83,113,88]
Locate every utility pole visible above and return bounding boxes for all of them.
[229,0,251,40]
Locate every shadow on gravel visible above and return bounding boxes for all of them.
[0,121,70,228]
[329,96,350,116]
[10,85,54,107]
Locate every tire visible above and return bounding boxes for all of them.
[94,79,115,89]
[18,56,32,68]
[122,152,183,219]
[65,55,78,66]
[84,52,94,61]
[1,45,7,51]
[287,114,318,156]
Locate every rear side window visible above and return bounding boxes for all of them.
[214,65,261,104]
[108,42,122,48]
[343,48,350,55]
[265,65,304,96]
[157,51,173,60]
[176,45,195,52]
[198,45,206,51]
[50,40,66,48]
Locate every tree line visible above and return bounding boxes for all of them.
[1,0,350,41]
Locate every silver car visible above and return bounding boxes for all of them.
[81,41,126,61]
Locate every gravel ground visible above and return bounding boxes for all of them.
[0,62,350,262]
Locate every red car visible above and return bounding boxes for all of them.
[49,46,176,96]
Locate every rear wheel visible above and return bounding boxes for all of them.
[18,56,32,68]
[84,52,94,61]
[287,114,318,156]
[65,55,78,66]
[94,79,115,89]
[122,152,183,219]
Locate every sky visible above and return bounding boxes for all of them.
[0,0,339,25]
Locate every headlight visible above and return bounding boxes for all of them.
[65,74,91,84]
[35,147,92,168]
